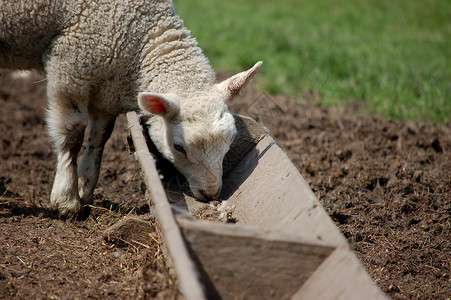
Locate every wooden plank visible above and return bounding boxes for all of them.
[221,136,387,299]
[293,247,387,300]
[177,216,335,300]
[126,112,207,300]
[222,135,347,245]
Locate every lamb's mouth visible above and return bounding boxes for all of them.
[191,186,221,202]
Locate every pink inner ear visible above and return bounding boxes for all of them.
[143,97,166,114]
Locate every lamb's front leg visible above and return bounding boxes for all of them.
[47,96,87,218]
[78,106,116,205]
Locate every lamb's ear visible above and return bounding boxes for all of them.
[138,92,180,119]
[217,61,263,103]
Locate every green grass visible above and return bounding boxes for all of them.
[174,0,451,122]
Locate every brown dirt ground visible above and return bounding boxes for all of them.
[0,70,450,299]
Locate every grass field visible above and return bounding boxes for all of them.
[174,0,450,122]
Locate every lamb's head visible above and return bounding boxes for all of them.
[138,61,262,201]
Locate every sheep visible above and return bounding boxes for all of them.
[0,0,262,218]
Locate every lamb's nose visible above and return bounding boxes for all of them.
[199,187,220,200]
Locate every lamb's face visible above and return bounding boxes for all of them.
[164,96,237,199]
[138,61,262,201]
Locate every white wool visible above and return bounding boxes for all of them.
[0,0,261,217]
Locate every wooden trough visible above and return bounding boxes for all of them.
[126,112,387,300]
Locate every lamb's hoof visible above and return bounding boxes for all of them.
[57,205,91,221]
[51,197,83,220]
[55,207,78,220]
[75,205,91,221]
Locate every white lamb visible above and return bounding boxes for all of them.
[0,0,262,218]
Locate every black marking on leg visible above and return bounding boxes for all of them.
[63,122,85,159]
[101,118,116,145]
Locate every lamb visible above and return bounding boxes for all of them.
[0,0,262,218]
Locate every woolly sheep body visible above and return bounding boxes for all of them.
[0,0,261,217]
[1,0,215,112]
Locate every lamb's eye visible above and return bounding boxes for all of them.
[173,143,187,156]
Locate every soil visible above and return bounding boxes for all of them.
[0,70,450,299]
